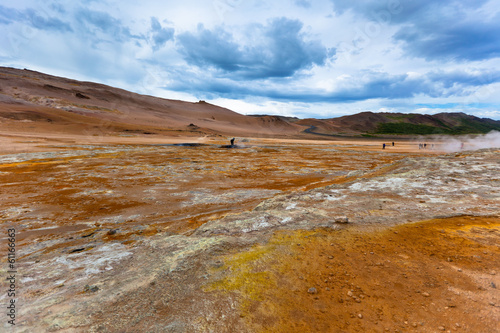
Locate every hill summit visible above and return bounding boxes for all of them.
[1,66,499,138]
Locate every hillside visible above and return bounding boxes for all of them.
[295,111,500,136]
[1,67,499,140]
[0,67,303,139]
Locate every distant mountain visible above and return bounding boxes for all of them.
[1,67,499,138]
[294,111,500,136]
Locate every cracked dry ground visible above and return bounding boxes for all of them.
[0,140,499,332]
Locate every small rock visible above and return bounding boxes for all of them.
[84,285,99,293]
[347,290,354,297]
[308,287,318,294]
[334,216,349,223]
[438,326,445,331]
[47,324,61,332]
[358,314,363,319]
[422,292,430,297]
[75,92,90,99]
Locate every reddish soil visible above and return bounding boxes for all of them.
[208,216,500,333]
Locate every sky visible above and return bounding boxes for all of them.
[1,0,500,119]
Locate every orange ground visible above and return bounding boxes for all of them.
[207,216,500,332]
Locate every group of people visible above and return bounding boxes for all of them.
[418,143,435,149]
[382,142,395,149]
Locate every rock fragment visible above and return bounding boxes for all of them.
[84,285,99,293]
[308,287,318,294]
[334,216,349,223]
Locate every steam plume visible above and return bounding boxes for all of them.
[437,130,500,152]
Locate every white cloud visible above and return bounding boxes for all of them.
[0,0,499,120]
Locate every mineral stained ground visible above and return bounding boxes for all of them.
[0,139,499,332]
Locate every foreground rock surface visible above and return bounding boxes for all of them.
[0,143,499,332]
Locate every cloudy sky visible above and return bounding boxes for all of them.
[1,0,500,119]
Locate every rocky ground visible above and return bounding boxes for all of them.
[0,139,498,332]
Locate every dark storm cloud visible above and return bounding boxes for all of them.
[177,17,333,79]
[177,25,243,71]
[0,5,72,32]
[331,0,500,61]
[149,17,174,51]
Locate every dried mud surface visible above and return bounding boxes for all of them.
[0,139,499,332]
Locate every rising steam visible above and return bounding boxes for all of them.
[436,130,500,152]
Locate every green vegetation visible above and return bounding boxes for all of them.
[375,123,448,135]
[451,119,500,134]
[385,114,416,121]
[374,118,500,135]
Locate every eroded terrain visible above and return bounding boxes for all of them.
[0,139,498,332]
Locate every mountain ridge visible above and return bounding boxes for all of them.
[1,66,499,138]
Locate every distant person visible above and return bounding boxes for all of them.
[382,143,386,149]
[424,143,427,149]
[392,142,394,146]
[230,138,235,146]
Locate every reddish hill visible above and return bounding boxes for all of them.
[2,67,499,139]
[0,67,302,138]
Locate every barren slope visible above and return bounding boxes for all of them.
[0,67,302,138]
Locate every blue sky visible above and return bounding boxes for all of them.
[1,0,500,119]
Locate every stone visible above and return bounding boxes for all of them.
[308,287,318,294]
[334,216,349,223]
[84,285,99,293]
